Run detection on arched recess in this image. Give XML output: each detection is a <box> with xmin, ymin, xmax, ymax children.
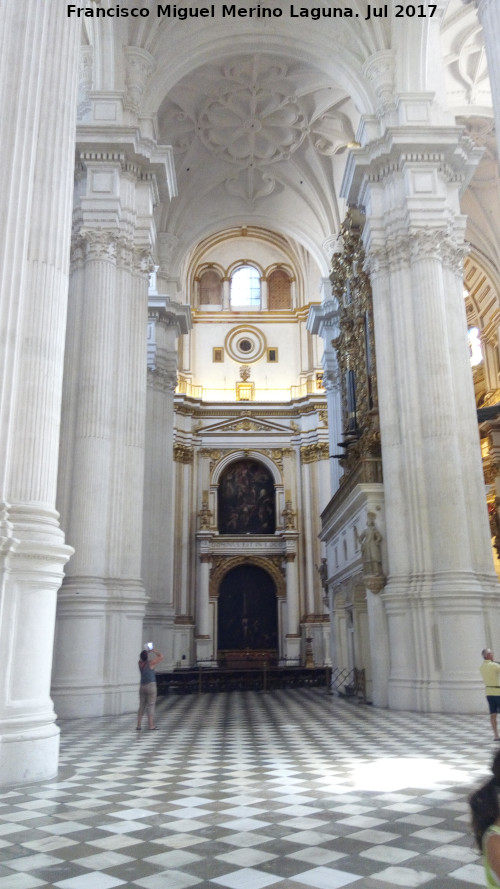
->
<box><xmin>210</xmin><ymin>554</ymin><xmax>286</xmax><ymax>600</ymax></box>
<box><xmin>217</xmin><ymin>563</ymin><xmax>279</xmax><ymax>654</ymax></box>
<box><xmin>218</xmin><ymin>458</ymin><xmax>276</xmax><ymax>534</ymax></box>
<box><xmin>210</xmin><ymin>450</ymin><xmax>285</xmax><ymax>531</ymax></box>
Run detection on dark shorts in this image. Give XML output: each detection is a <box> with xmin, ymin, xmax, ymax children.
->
<box><xmin>486</xmin><ymin>695</ymin><xmax>500</xmax><ymax>714</ymax></box>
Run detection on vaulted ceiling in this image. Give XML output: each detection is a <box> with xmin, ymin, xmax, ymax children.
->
<box><xmin>83</xmin><ymin>0</ymin><xmax>498</xmax><ymax>284</ymax></box>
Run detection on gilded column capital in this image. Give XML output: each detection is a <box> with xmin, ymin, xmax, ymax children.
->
<box><xmin>300</xmin><ymin>442</ymin><xmax>329</xmax><ymax>464</ymax></box>
<box><xmin>174</xmin><ymin>443</ymin><xmax>194</xmax><ymax>464</ymax></box>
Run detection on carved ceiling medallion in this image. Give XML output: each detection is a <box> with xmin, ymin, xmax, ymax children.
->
<box><xmin>161</xmin><ymin>54</ymin><xmax>354</xmax><ymax>204</ymax></box>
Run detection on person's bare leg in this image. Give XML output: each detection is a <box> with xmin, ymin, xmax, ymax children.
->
<box><xmin>490</xmin><ymin>713</ymin><xmax>499</xmax><ymax>740</ymax></box>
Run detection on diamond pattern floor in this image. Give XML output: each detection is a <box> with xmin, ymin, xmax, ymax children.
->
<box><xmin>0</xmin><ymin>689</ymin><xmax>494</xmax><ymax>888</ymax></box>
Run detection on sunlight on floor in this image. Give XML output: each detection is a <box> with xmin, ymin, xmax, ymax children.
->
<box><xmin>349</xmin><ymin>757</ymin><xmax>472</xmax><ymax>792</ymax></box>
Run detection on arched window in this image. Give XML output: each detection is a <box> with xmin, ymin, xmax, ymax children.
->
<box><xmin>268</xmin><ymin>268</ymin><xmax>291</xmax><ymax>310</ymax></box>
<box><xmin>230</xmin><ymin>265</ymin><xmax>261</xmax><ymax>309</ymax></box>
<box><xmin>199</xmin><ymin>269</ymin><xmax>222</xmax><ymax>306</ymax></box>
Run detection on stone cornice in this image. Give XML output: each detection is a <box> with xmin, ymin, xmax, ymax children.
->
<box><xmin>76</xmin><ymin>123</ymin><xmax>177</xmax><ymax>200</ymax></box>
<box><xmin>341</xmin><ymin>125</ymin><xmax>483</xmax><ymax>207</ymax></box>
<box><xmin>148</xmin><ymin>296</ymin><xmax>192</xmax><ymax>336</ymax></box>
<box><xmin>300</xmin><ymin>442</ymin><xmax>330</xmax><ymax>463</ymax></box>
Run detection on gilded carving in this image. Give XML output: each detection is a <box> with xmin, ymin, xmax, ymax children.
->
<box><xmin>198</xmin><ymin>499</ymin><xmax>213</xmax><ymax>531</ymax></box>
<box><xmin>330</xmin><ymin>209</ymin><xmax>381</xmax><ymax>477</ymax></box>
<box><xmin>174</xmin><ymin>443</ymin><xmax>194</xmax><ymax>464</ymax></box>
<box><xmin>281</xmin><ymin>501</ymin><xmax>296</xmax><ymax>530</ymax></box>
<box><xmin>209</xmin><ymin>554</ymin><xmax>285</xmax><ymax>598</ymax></box>
<box><xmin>199</xmin><ymin>448</ymin><xmax>224</xmax><ymax>472</ymax></box>
<box><xmin>300</xmin><ymin>442</ymin><xmax>329</xmax><ymax>463</ymax></box>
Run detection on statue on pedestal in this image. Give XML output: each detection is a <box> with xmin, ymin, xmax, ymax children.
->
<box><xmin>356</xmin><ymin>512</ymin><xmax>385</xmax><ymax>592</ymax></box>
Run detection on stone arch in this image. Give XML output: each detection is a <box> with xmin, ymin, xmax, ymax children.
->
<box><xmin>210</xmin><ymin>554</ymin><xmax>286</xmax><ymax>599</ymax></box>
<box><xmin>212</xmin><ymin>449</ymin><xmax>283</xmax><ymax>487</ymax></box>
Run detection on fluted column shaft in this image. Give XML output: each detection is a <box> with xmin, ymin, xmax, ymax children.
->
<box><xmin>284</xmin><ymin>552</ymin><xmax>299</xmax><ymax>636</ymax></box>
<box><xmin>0</xmin><ymin>3</ymin><xmax>79</xmax><ymax>784</ymax></box>
<box><xmin>197</xmin><ymin>555</ymin><xmax>212</xmax><ymax>638</ymax></box>
<box><xmin>53</xmin><ymin>152</ymin><xmax>157</xmax><ymax>718</ymax></box>
<box><xmin>342</xmin><ymin>120</ymin><xmax>499</xmax><ymax>712</ymax></box>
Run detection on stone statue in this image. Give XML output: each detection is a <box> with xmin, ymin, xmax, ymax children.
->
<box><xmin>356</xmin><ymin>512</ymin><xmax>383</xmax><ymax>577</ymax></box>
<box><xmin>316</xmin><ymin>557</ymin><xmax>328</xmax><ymax>591</ymax></box>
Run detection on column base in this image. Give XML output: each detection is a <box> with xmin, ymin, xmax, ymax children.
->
<box><xmin>195</xmin><ymin>636</ymin><xmax>214</xmax><ymax>663</ymax></box>
<box><xmin>0</xmin><ymin>722</ymin><xmax>60</xmax><ymax>786</ymax></box>
<box><xmin>284</xmin><ymin>635</ymin><xmax>301</xmax><ymax>663</ymax></box>
<box><xmin>52</xmin><ymin>576</ymin><xmax>146</xmax><ymax>718</ymax></box>
<box><xmin>382</xmin><ymin>573</ymin><xmax>500</xmax><ymax>712</ymax></box>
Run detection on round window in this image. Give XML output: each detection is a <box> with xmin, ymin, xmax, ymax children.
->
<box><xmin>225</xmin><ymin>326</ymin><xmax>266</xmax><ymax>363</ymax></box>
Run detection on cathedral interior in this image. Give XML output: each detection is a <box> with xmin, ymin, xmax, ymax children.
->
<box><xmin>2</xmin><ymin>0</ymin><xmax>500</xmax><ymax>850</ymax></box>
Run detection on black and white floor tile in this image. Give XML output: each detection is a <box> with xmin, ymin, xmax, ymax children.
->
<box><xmin>0</xmin><ymin>689</ymin><xmax>495</xmax><ymax>888</ymax></box>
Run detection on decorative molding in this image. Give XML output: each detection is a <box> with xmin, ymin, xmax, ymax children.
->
<box><xmin>124</xmin><ymin>46</ymin><xmax>155</xmax><ymax>114</ymax></box>
<box><xmin>198</xmin><ymin>499</ymin><xmax>213</xmax><ymax>531</ymax></box>
<box><xmin>199</xmin><ymin>449</ymin><xmax>225</xmax><ymax>472</ymax></box>
<box><xmin>77</xmin><ymin>46</ymin><xmax>93</xmax><ymax>120</ymax></box>
<box><xmin>281</xmin><ymin>501</ymin><xmax>296</xmax><ymax>530</ymax></box>
<box><xmin>300</xmin><ymin>442</ymin><xmax>329</xmax><ymax>463</ymax></box>
<box><xmin>209</xmin><ymin>538</ymin><xmax>284</xmax><ymax>554</ymax></box>
<box><xmin>147</xmin><ymin>367</ymin><xmax>177</xmax><ymax>393</ymax></box>
<box><xmin>174</xmin><ymin>443</ymin><xmax>194</xmax><ymax>464</ymax></box>
<box><xmin>209</xmin><ymin>553</ymin><xmax>285</xmax><ymax>598</ymax></box>
<box><xmin>363</xmin><ymin>50</ymin><xmax>396</xmax><ymax>119</ymax></box>
<box><xmin>365</xmin><ymin>229</ymin><xmax>469</xmax><ymax>277</ymax></box>
<box><xmin>162</xmin><ymin>54</ymin><xmax>354</xmax><ymax>204</ymax></box>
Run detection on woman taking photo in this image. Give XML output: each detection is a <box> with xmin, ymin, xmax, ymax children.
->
<box><xmin>470</xmin><ymin>750</ymin><xmax>500</xmax><ymax>886</ymax></box>
<box><xmin>136</xmin><ymin>645</ymin><xmax>163</xmax><ymax>731</ymax></box>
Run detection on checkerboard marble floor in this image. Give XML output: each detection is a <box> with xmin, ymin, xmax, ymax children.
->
<box><xmin>0</xmin><ymin>688</ymin><xmax>496</xmax><ymax>888</ymax></box>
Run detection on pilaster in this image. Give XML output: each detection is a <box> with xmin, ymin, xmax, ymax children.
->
<box><xmin>142</xmin><ymin>298</ymin><xmax>192</xmax><ymax>665</ymax></box>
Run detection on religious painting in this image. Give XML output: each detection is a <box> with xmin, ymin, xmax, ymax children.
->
<box><xmin>218</xmin><ymin>458</ymin><xmax>275</xmax><ymax>534</ymax></box>
<box><xmin>218</xmin><ymin>564</ymin><xmax>278</xmax><ymax>652</ymax></box>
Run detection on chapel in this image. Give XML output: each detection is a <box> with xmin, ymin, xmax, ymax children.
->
<box><xmin>1</xmin><ymin>0</ymin><xmax>500</xmax><ymax>786</ymax></box>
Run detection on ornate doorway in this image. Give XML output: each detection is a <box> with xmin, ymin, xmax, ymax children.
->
<box><xmin>217</xmin><ymin>564</ymin><xmax>278</xmax><ymax>665</ymax></box>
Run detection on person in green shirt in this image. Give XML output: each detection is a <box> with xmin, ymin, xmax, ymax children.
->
<box><xmin>480</xmin><ymin>649</ymin><xmax>500</xmax><ymax>742</ymax></box>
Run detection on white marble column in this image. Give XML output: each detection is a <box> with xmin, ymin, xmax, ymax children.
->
<box><xmin>142</xmin><ymin>299</ymin><xmax>191</xmax><ymax>665</ymax></box>
<box><xmin>54</xmin><ymin>139</ymin><xmax>171</xmax><ymax>717</ymax></box>
<box><xmin>0</xmin><ymin>3</ymin><xmax>79</xmax><ymax>783</ymax></box>
<box><xmin>342</xmin><ymin>116</ymin><xmax>500</xmax><ymax>712</ymax></box>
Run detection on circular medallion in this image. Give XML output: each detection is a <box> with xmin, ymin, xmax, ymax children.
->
<box><xmin>225</xmin><ymin>326</ymin><xmax>266</xmax><ymax>363</ymax></box>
